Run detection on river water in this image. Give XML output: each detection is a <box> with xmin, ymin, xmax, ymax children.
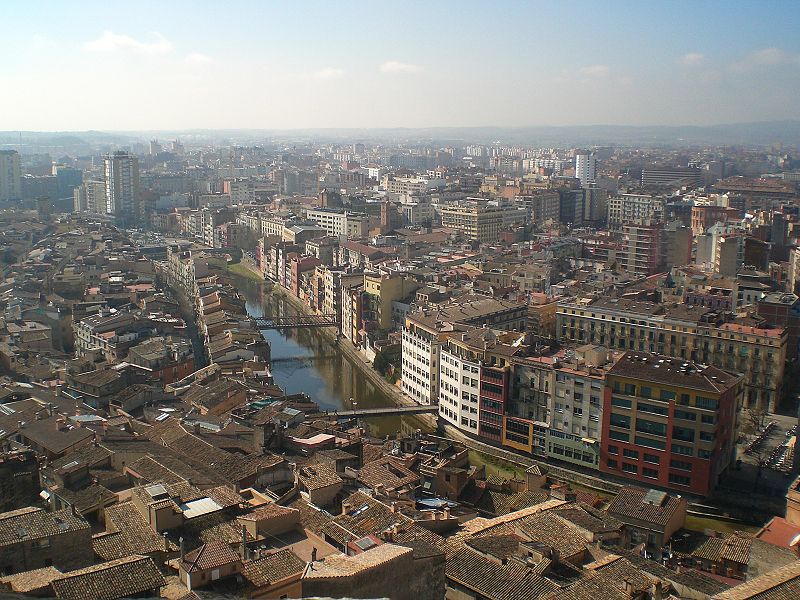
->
<box><xmin>232</xmin><ymin>275</ymin><xmax>430</xmax><ymax>438</ymax></box>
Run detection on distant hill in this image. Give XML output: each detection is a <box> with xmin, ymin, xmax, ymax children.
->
<box><xmin>1</xmin><ymin>120</ymin><xmax>799</xmax><ymax>150</ymax></box>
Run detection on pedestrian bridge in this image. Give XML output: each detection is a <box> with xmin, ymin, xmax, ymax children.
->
<box><xmin>252</xmin><ymin>314</ymin><xmax>339</xmax><ymax>329</ymax></box>
<box><xmin>323</xmin><ymin>405</ymin><xmax>438</xmax><ymax>418</ymax></box>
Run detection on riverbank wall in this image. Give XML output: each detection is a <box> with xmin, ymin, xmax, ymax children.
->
<box><xmin>262</xmin><ymin>284</ymin><xmax>439</xmax><ymax>431</ymax></box>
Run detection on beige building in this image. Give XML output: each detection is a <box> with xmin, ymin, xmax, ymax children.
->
<box><xmin>440</xmin><ymin>203</ymin><xmax>523</xmax><ymax>243</ymax></box>
<box><xmin>556</xmin><ymin>296</ymin><xmax>787</xmax><ymax>411</ymax></box>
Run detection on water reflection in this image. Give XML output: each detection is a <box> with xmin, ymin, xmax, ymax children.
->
<box><xmin>232</xmin><ymin>275</ymin><xmax>428</xmax><ymax>437</ymax></box>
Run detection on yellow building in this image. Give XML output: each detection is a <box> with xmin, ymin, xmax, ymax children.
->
<box><xmin>363</xmin><ymin>272</ymin><xmax>420</xmax><ymax>331</ymax></box>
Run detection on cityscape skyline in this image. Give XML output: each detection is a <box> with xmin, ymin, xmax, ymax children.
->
<box><xmin>3</xmin><ymin>0</ymin><xmax>800</xmax><ymax>131</ymax></box>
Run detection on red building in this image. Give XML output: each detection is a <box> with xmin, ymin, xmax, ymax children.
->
<box><xmin>600</xmin><ymin>351</ymin><xmax>741</xmax><ymax>497</ymax></box>
<box><xmin>478</xmin><ymin>364</ymin><xmax>510</xmax><ymax>443</ymax></box>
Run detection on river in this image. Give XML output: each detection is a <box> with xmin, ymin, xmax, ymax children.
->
<box><xmin>232</xmin><ymin>275</ymin><xmax>431</xmax><ymax>438</ymax></box>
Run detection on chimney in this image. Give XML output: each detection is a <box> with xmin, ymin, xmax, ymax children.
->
<box><xmin>622</xmin><ymin>579</ymin><xmax>633</xmax><ymax>597</ymax></box>
<box><xmin>17</xmin><ymin>420</ymin><xmax>24</xmax><ymax>430</ymax></box>
<box><xmin>341</xmin><ymin>502</ymin><xmax>352</xmax><ymax>515</ymax></box>
<box><xmin>179</xmin><ymin>536</ymin><xmax>185</xmax><ymax>562</ymax></box>
<box><xmin>48</xmin><ymin>403</ymin><xmax>54</xmax><ymax>417</ymax></box>
<box><xmin>651</xmin><ymin>581</ymin><xmax>663</xmax><ymax>600</ymax></box>
<box><xmin>311</xmin><ymin>547</ymin><xmax>318</xmax><ymax>562</ymax></box>
<box><xmin>240</xmin><ymin>525</ymin><xmax>248</xmax><ymax>561</ymax></box>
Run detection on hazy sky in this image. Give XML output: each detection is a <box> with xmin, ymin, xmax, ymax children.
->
<box><xmin>2</xmin><ymin>0</ymin><xmax>799</xmax><ymax>131</ymax></box>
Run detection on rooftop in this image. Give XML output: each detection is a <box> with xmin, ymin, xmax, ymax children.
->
<box><xmin>608</xmin><ymin>351</ymin><xmax>739</xmax><ymax>393</ymax></box>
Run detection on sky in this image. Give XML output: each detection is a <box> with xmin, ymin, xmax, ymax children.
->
<box><xmin>2</xmin><ymin>0</ymin><xmax>800</xmax><ymax>131</ymax></box>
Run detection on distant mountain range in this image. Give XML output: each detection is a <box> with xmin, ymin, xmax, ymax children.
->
<box><xmin>2</xmin><ymin>120</ymin><xmax>799</xmax><ymax>151</ymax></box>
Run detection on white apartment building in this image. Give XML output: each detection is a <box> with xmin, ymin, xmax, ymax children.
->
<box><xmin>381</xmin><ymin>175</ymin><xmax>445</xmax><ymax>195</ymax></box>
<box><xmin>104</xmin><ymin>151</ymin><xmax>140</xmax><ymax>219</ymax></box>
<box><xmin>401</xmin><ymin>326</ymin><xmax>440</xmax><ymax>405</ymax></box>
<box><xmin>306</xmin><ymin>208</ymin><xmax>369</xmax><ymax>238</ymax></box>
<box><xmin>607</xmin><ymin>194</ymin><xmax>665</xmax><ymax>230</ymax></box>
<box><xmin>438</xmin><ymin>346</ymin><xmax>480</xmax><ymax>434</ymax></box>
<box><xmin>575</xmin><ymin>152</ymin><xmax>597</xmax><ymax>186</ymax></box>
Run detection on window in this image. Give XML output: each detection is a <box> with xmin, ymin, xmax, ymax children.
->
<box><xmin>673</xmin><ymin>426</ymin><xmax>695</xmax><ymax>442</ymax></box>
<box><xmin>644</xmin><ymin>453</ymin><xmax>660</xmax><ymax>464</ymax></box>
<box><xmin>612</xmin><ymin>397</ymin><xmax>632</xmax><ymax>409</ymax></box>
<box><xmin>696</xmin><ymin>396</ymin><xmax>719</xmax><ymax>410</ymax></box>
<box><xmin>701</xmin><ymin>414</ymin><xmax>715</xmax><ymax>425</ymax></box>
<box><xmin>700</xmin><ymin>431</ymin><xmax>715</xmax><ymax>442</ymax></box>
<box><xmin>624</xmin><ymin>383</ymin><xmax>636</xmax><ymax>395</ymax></box>
<box><xmin>638</xmin><ymin>402</ymin><xmax>668</xmax><ymax>416</ymax></box>
<box><xmin>609</xmin><ymin>430</ymin><xmax>630</xmax><ymax>442</ymax></box>
<box><xmin>660</xmin><ymin>390</ymin><xmax>676</xmax><ymax>401</ymax></box>
<box><xmin>672</xmin><ymin>444</ymin><xmax>693</xmax><ymax>456</ymax></box>
<box><xmin>623</xmin><ymin>449</ymin><xmax>639</xmax><ymax>460</ymax></box>
<box><xmin>670</xmin><ymin>459</ymin><xmax>693</xmax><ymax>471</ymax></box>
<box><xmin>622</xmin><ymin>463</ymin><xmax>638</xmax><ymax>474</ymax></box>
<box><xmin>608</xmin><ymin>445</ymin><xmax>619</xmax><ymax>455</ymax></box>
<box><xmin>641</xmin><ymin>386</ymin><xmax>652</xmax><ymax>398</ymax></box>
<box><xmin>643</xmin><ymin>467</ymin><xmax>659</xmax><ymax>479</ymax></box>
<box><xmin>679</xmin><ymin>393</ymin><xmax>691</xmax><ymax>406</ymax></box>
<box><xmin>674</xmin><ymin>409</ymin><xmax>696</xmax><ymax>421</ymax></box>
<box><xmin>610</xmin><ymin>413</ymin><xmax>631</xmax><ymax>429</ymax></box>
<box><xmin>668</xmin><ymin>473</ymin><xmax>691</xmax><ymax>486</ymax></box>
<box><xmin>635</xmin><ymin>436</ymin><xmax>666</xmax><ymax>450</ymax></box>
<box><xmin>607</xmin><ymin>459</ymin><xmax>618</xmax><ymax>469</ymax></box>
<box><xmin>698</xmin><ymin>449</ymin><xmax>712</xmax><ymax>459</ymax></box>
<box><xmin>573</xmin><ymin>407</ymin><xmax>583</xmax><ymax>416</ymax></box>
<box><xmin>636</xmin><ymin>419</ymin><xmax>667</xmax><ymax>436</ymax></box>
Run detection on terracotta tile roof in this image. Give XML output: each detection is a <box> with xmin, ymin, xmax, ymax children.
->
<box><xmin>241</xmin><ymin>549</ymin><xmax>306</xmax><ymax>588</ymax></box>
<box><xmin>285</xmin><ymin>497</ymin><xmax>332</xmax><ymax>533</ymax></box>
<box><xmin>239</xmin><ymin>503</ymin><xmax>298</xmax><ymax>522</ymax></box>
<box><xmin>592</xmin><ymin>556</ymin><xmax>661</xmax><ymax>593</ymax></box>
<box><xmin>298</xmin><ymin>462</ymin><xmax>343</xmax><ymax>491</ymax></box>
<box><xmin>50</xmin><ymin>555</ymin><xmax>164</xmax><ymax>600</ymax></box>
<box><xmin>475</xmin><ymin>489</ymin><xmax>548</xmax><ymax>517</ymax></box>
<box><xmin>713</xmin><ymin>560</ymin><xmax>800</xmax><ymax>599</ymax></box>
<box><xmin>513</xmin><ymin>511</ymin><xmax>591</xmax><ymax>560</ymax></box>
<box><xmin>692</xmin><ymin>532</ymin><xmax>753</xmax><ymax>565</ymax></box>
<box><xmin>357</xmin><ymin>457</ymin><xmax>419</xmax><ymax>492</ymax></box>
<box><xmin>446</xmin><ymin>545</ymin><xmax>558</xmax><ymax>600</ymax></box>
<box><xmin>18</xmin><ymin>417</ymin><xmax>95</xmax><ymax>455</ymax></box>
<box><xmin>92</xmin><ymin>501</ymin><xmax>175</xmax><ymax>561</ymax></box>
<box><xmin>553</xmin><ymin>504</ymin><xmax>623</xmax><ymax>535</ymax></box>
<box><xmin>0</xmin><ymin>566</ymin><xmax>62</xmax><ymax>593</ymax></box>
<box><xmin>181</xmin><ymin>540</ymin><xmax>240</xmax><ymax>573</ymax></box>
<box><xmin>543</xmin><ymin>570</ymin><xmax>634</xmax><ymax>600</ymax></box>
<box><xmin>0</xmin><ymin>507</ymin><xmax>89</xmax><ymax>547</ymax></box>
<box><xmin>303</xmin><ymin>543</ymin><xmax>411</xmax><ymax>580</ymax></box>
<box><xmin>465</xmin><ymin>533</ymin><xmax>524</xmax><ymax>561</ymax></box>
<box><xmin>606</xmin><ymin>486</ymin><xmax>684</xmax><ymax>528</ymax></box>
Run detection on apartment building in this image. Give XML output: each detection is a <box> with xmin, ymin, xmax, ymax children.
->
<box><xmin>547</xmin><ymin>346</ymin><xmax>620</xmax><ymax>470</ymax></box>
<box><xmin>513</xmin><ymin>191</ymin><xmax>560</xmax><ymax>225</ymax></box>
<box><xmin>607</xmin><ymin>194</ymin><xmax>665</xmax><ymax>230</ymax></box>
<box><xmin>305</xmin><ymin>207</ymin><xmax>369</xmax><ymax>238</ymax></box>
<box><xmin>363</xmin><ymin>272</ymin><xmax>421</xmax><ymax>331</ymax></box>
<box><xmin>401</xmin><ymin>297</ymin><xmax>527</xmax><ymax>405</ymax></box>
<box><xmin>601</xmin><ymin>352</ymin><xmax>741</xmax><ymax>496</ymax></box>
<box><xmin>556</xmin><ymin>296</ymin><xmax>786</xmax><ymax>411</ymax></box>
<box><xmin>619</xmin><ymin>224</ymin><xmax>662</xmax><ymax>277</ymax></box>
<box><xmin>440</xmin><ymin>203</ymin><xmax>525</xmax><ymax>243</ymax></box>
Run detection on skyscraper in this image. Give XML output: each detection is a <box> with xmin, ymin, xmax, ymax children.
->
<box><xmin>575</xmin><ymin>151</ymin><xmax>596</xmax><ymax>187</ymax></box>
<box><xmin>104</xmin><ymin>151</ymin><xmax>140</xmax><ymax>222</ymax></box>
<box><xmin>0</xmin><ymin>150</ymin><xmax>22</xmax><ymax>202</ymax></box>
